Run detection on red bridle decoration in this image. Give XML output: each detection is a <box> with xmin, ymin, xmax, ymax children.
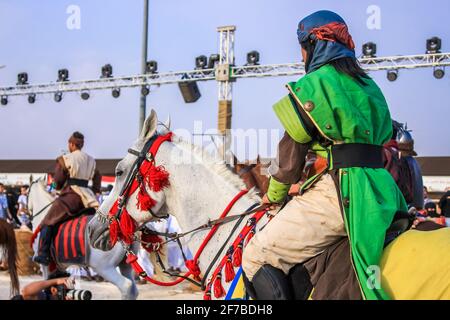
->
<box><xmin>108</xmin><ymin>132</ymin><xmax>173</xmax><ymax>247</ymax></box>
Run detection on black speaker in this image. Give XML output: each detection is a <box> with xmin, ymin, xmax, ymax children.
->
<box><xmin>178</xmin><ymin>81</ymin><xmax>201</xmax><ymax>103</ymax></box>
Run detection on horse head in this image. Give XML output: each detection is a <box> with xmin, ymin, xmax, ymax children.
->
<box><xmin>88</xmin><ymin>110</ymin><xmax>172</xmax><ymax>251</ymax></box>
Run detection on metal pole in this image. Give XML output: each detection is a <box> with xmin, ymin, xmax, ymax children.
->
<box><xmin>139</xmin><ymin>0</ymin><xmax>149</xmax><ymax>133</ymax></box>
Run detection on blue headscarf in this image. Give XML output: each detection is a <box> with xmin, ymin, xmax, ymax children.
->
<box><xmin>297</xmin><ymin>10</ymin><xmax>356</xmax><ymax>73</ymax></box>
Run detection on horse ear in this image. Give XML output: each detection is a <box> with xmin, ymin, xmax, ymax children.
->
<box><xmin>164</xmin><ymin>115</ymin><xmax>171</xmax><ymax>131</ymax></box>
<box><xmin>159</xmin><ymin>114</ymin><xmax>171</xmax><ymax>135</ymax></box>
<box><xmin>140</xmin><ymin>109</ymin><xmax>158</xmax><ymax>141</ymax></box>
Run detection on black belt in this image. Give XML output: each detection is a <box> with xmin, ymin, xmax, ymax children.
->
<box><xmin>331</xmin><ymin>143</ymin><xmax>384</xmax><ymax>169</ymax></box>
<box><xmin>67</xmin><ymin>178</ymin><xmax>89</xmax><ymax>188</ymax></box>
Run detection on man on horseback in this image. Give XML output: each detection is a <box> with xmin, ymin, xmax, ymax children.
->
<box><xmin>242</xmin><ymin>10</ymin><xmax>407</xmax><ymax>300</ymax></box>
<box><xmin>33</xmin><ymin>132</ymin><xmax>101</xmax><ymax>265</ymax></box>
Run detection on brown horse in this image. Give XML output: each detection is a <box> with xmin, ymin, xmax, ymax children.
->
<box><xmin>0</xmin><ymin>219</ymin><xmax>20</xmax><ymax>297</ymax></box>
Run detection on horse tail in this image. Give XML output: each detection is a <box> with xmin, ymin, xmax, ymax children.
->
<box><xmin>0</xmin><ymin>220</ymin><xmax>20</xmax><ymax>297</ymax></box>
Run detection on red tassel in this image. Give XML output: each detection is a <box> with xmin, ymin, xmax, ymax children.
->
<box><xmin>136</xmin><ymin>188</ymin><xmax>156</xmax><ymax>211</ymax></box>
<box><xmin>245</xmin><ymin>228</ymin><xmax>255</xmax><ymax>246</ymax></box>
<box><xmin>109</xmin><ymin>217</ymin><xmax>119</xmax><ymax>246</ymax></box>
<box><xmin>147</xmin><ymin>165</ymin><xmax>170</xmax><ymax>192</ymax></box>
<box><xmin>203</xmin><ymin>287</ymin><xmax>212</xmax><ymax>300</ymax></box>
<box><xmin>233</xmin><ymin>243</ymin><xmax>243</xmax><ymax>267</ymax></box>
<box><xmin>141</xmin><ymin>233</ymin><xmax>163</xmax><ymax>253</ymax></box>
<box><xmin>213</xmin><ymin>273</ymin><xmax>226</xmax><ymax>298</ymax></box>
<box><xmin>119</xmin><ymin>210</ymin><xmax>136</xmax><ymax>244</ymax></box>
<box><xmin>185</xmin><ymin>259</ymin><xmax>201</xmax><ymax>280</ymax></box>
<box><xmin>225</xmin><ymin>256</ymin><xmax>235</xmax><ymax>282</ymax></box>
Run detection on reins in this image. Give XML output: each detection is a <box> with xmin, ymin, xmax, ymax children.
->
<box><xmin>27</xmin><ymin>180</ymin><xmax>57</xmax><ymax>222</ymax></box>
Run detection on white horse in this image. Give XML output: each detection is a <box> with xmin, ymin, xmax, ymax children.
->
<box><xmin>88</xmin><ymin>109</ymin><xmax>450</xmax><ymax>300</ymax></box>
<box><xmin>88</xmin><ymin>109</ymin><xmax>267</xmax><ymax>298</ymax></box>
<box><xmin>27</xmin><ymin>179</ymin><xmax>140</xmax><ymax>299</ymax></box>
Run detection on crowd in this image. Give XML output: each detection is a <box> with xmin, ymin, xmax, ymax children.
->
<box><xmin>0</xmin><ymin>183</ymin><xmax>32</xmax><ymax>230</ymax></box>
<box><xmin>417</xmin><ymin>186</ymin><xmax>450</xmax><ymax>227</ymax></box>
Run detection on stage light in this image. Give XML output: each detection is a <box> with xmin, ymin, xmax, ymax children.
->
<box><xmin>58</xmin><ymin>69</ymin><xmax>69</xmax><ymax>82</ymax></box>
<box><xmin>141</xmin><ymin>86</ymin><xmax>150</xmax><ymax>96</ymax></box>
<box><xmin>81</xmin><ymin>91</ymin><xmax>90</xmax><ymax>100</ymax></box>
<box><xmin>1</xmin><ymin>96</ymin><xmax>8</xmax><ymax>106</ymax></box>
<box><xmin>246</xmin><ymin>51</ymin><xmax>260</xmax><ymax>65</ymax></box>
<box><xmin>146</xmin><ymin>61</ymin><xmax>158</xmax><ymax>74</ymax></box>
<box><xmin>433</xmin><ymin>67</ymin><xmax>445</xmax><ymax>79</ymax></box>
<box><xmin>28</xmin><ymin>94</ymin><xmax>36</xmax><ymax>104</ymax></box>
<box><xmin>101</xmin><ymin>64</ymin><xmax>113</xmax><ymax>78</ymax></box>
<box><xmin>426</xmin><ymin>37</ymin><xmax>442</xmax><ymax>54</ymax></box>
<box><xmin>17</xmin><ymin>72</ymin><xmax>28</xmax><ymax>85</ymax></box>
<box><xmin>208</xmin><ymin>54</ymin><xmax>220</xmax><ymax>69</ymax></box>
<box><xmin>387</xmin><ymin>70</ymin><xmax>398</xmax><ymax>82</ymax></box>
<box><xmin>195</xmin><ymin>55</ymin><xmax>208</xmax><ymax>69</ymax></box>
<box><xmin>54</xmin><ymin>92</ymin><xmax>63</xmax><ymax>102</ymax></box>
<box><xmin>112</xmin><ymin>88</ymin><xmax>120</xmax><ymax>98</ymax></box>
<box><xmin>362</xmin><ymin>42</ymin><xmax>377</xmax><ymax>58</ymax></box>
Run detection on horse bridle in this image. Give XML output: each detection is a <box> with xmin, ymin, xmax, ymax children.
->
<box><xmin>96</xmin><ymin>133</ymin><xmax>170</xmax><ymax>227</ymax></box>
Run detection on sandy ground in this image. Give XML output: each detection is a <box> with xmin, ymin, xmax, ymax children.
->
<box><xmin>0</xmin><ymin>271</ymin><xmax>203</xmax><ymax>300</ymax></box>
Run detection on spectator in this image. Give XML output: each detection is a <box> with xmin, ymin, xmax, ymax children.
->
<box><xmin>423</xmin><ymin>186</ymin><xmax>434</xmax><ymax>207</ymax></box>
<box><xmin>0</xmin><ymin>183</ymin><xmax>13</xmax><ymax>223</ymax></box>
<box><xmin>438</xmin><ymin>187</ymin><xmax>450</xmax><ymax>217</ymax></box>
<box><xmin>438</xmin><ymin>187</ymin><xmax>450</xmax><ymax>226</ymax></box>
<box><xmin>11</xmin><ymin>275</ymin><xmax>75</xmax><ymax>300</ymax></box>
<box><xmin>6</xmin><ymin>186</ymin><xmax>21</xmax><ymax>226</ymax></box>
<box><xmin>424</xmin><ymin>202</ymin><xmax>439</xmax><ymax>218</ymax></box>
<box><xmin>17</xmin><ymin>185</ymin><xmax>32</xmax><ymax>229</ymax></box>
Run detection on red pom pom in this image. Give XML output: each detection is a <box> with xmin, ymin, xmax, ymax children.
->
<box><xmin>147</xmin><ymin>165</ymin><xmax>170</xmax><ymax>192</ymax></box>
<box><xmin>225</xmin><ymin>256</ymin><xmax>235</xmax><ymax>283</ymax></box>
<box><xmin>213</xmin><ymin>273</ymin><xmax>226</xmax><ymax>298</ymax></box>
<box><xmin>141</xmin><ymin>233</ymin><xmax>163</xmax><ymax>253</ymax></box>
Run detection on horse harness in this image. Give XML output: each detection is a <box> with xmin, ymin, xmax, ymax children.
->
<box><xmin>95</xmin><ymin>132</ymin><xmax>271</xmax><ymax>296</ymax></box>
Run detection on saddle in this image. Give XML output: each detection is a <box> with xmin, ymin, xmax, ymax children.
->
<box><xmin>51</xmin><ymin>209</ymin><xmax>96</xmax><ymax>265</ymax></box>
<box><xmin>289</xmin><ymin>212</ymin><xmax>428</xmax><ymax>300</ymax></box>
<box><xmin>246</xmin><ymin>211</ymin><xmax>416</xmax><ymax>300</ymax></box>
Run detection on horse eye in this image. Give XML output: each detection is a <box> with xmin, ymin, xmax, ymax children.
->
<box><xmin>116</xmin><ymin>170</ymin><xmax>124</xmax><ymax>177</ymax></box>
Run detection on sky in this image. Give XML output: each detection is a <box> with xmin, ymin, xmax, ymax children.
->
<box><xmin>0</xmin><ymin>0</ymin><xmax>449</xmax><ymax>161</ymax></box>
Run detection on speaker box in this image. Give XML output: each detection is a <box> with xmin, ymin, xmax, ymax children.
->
<box><xmin>178</xmin><ymin>81</ymin><xmax>201</xmax><ymax>103</ymax></box>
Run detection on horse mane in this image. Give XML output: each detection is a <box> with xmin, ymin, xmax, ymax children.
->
<box><xmin>172</xmin><ymin>135</ymin><xmax>260</xmax><ymax>202</ymax></box>
<box><xmin>0</xmin><ymin>219</ymin><xmax>20</xmax><ymax>297</ymax></box>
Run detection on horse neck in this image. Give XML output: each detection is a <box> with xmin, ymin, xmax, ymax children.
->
<box><xmin>30</xmin><ymin>183</ymin><xmax>54</xmax><ymax>229</ymax></box>
<box><xmin>157</xmin><ymin>141</ymin><xmax>260</xmax><ymax>271</ymax></box>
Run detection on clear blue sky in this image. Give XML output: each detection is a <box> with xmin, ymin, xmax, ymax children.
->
<box><xmin>0</xmin><ymin>0</ymin><xmax>449</xmax><ymax>160</ymax></box>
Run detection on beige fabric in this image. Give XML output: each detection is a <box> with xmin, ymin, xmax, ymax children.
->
<box><xmin>242</xmin><ymin>174</ymin><xmax>347</xmax><ymax>281</ymax></box>
<box><xmin>62</xmin><ymin>150</ymin><xmax>99</xmax><ymax>208</ymax></box>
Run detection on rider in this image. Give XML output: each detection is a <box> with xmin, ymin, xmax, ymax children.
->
<box><xmin>33</xmin><ymin>132</ymin><xmax>101</xmax><ymax>265</ymax></box>
<box><xmin>242</xmin><ymin>10</ymin><xmax>407</xmax><ymax>300</ymax></box>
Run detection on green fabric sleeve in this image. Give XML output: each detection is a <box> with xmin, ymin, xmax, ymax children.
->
<box><xmin>273</xmin><ymin>95</ymin><xmax>313</xmax><ymax>144</ymax></box>
<box><xmin>267</xmin><ymin>177</ymin><xmax>290</xmax><ymax>203</ymax></box>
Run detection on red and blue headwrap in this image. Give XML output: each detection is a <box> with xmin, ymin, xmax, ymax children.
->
<box><xmin>297</xmin><ymin>10</ymin><xmax>356</xmax><ymax>73</ymax></box>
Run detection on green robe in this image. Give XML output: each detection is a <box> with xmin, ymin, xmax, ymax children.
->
<box><xmin>271</xmin><ymin>64</ymin><xmax>408</xmax><ymax>300</ymax></box>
